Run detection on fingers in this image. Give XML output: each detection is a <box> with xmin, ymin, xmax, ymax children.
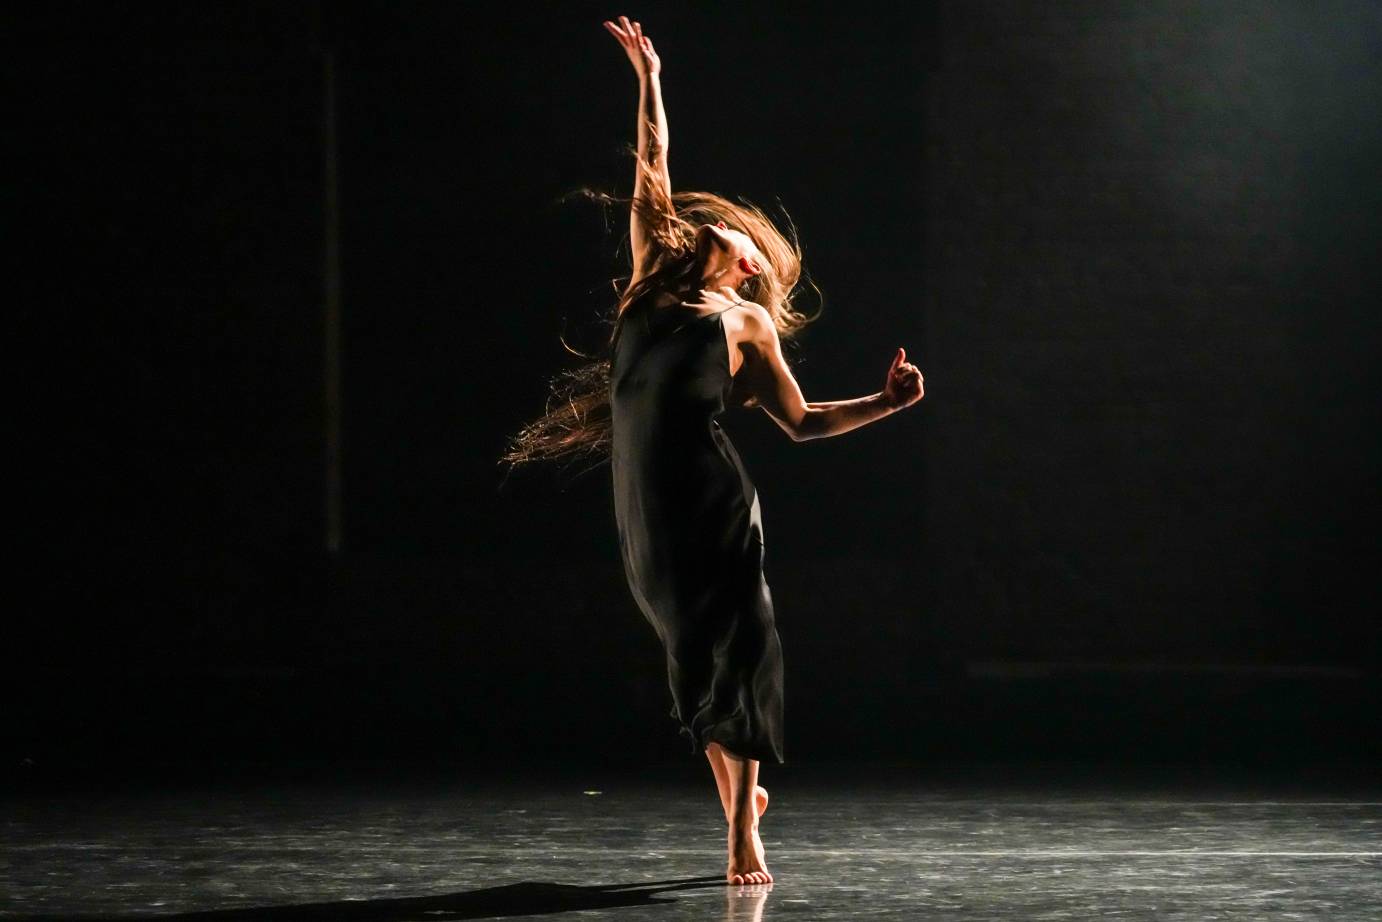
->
<box><xmin>893</xmin><ymin>360</ymin><xmax>922</xmax><ymax>382</ymax></box>
<box><xmin>630</xmin><ymin>18</ymin><xmax>651</xmax><ymax>58</ymax></box>
<box><xmin>604</xmin><ymin>16</ymin><xmax>655</xmax><ymax>61</ymax></box>
<box><xmin>888</xmin><ymin>348</ymin><xmax>921</xmax><ymax>376</ymax></box>
<box><xmin>604</xmin><ymin>15</ymin><xmax>650</xmax><ymax>41</ymax></box>
<box><xmin>603</xmin><ymin>17</ymin><xmax>636</xmax><ymax>42</ymax></box>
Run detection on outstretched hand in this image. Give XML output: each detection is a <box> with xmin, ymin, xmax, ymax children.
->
<box><xmin>603</xmin><ymin>15</ymin><xmax>661</xmax><ymax>79</ymax></box>
<box><xmin>882</xmin><ymin>347</ymin><xmax>925</xmax><ymax>410</ymax></box>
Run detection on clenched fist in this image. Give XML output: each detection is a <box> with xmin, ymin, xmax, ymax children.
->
<box><xmin>882</xmin><ymin>347</ymin><xmax>924</xmax><ymax>410</ymax></box>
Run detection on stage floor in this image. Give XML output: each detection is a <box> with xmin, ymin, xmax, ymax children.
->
<box><xmin>3</xmin><ymin>763</ymin><xmax>1380</xmax><ymax>920</ymax></box>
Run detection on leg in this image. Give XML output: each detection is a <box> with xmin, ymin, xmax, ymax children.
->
<box><xmin>706</xmin><ymin>743</ymin><xmax>770</xmax><ymax>824</ymax></box>
<box><xmin>705</xmin><ymin>743</ymin><xmax>733</xmax><ymax>822</ymax></box>
<box><xmin>708</xmin><ymin>741</ymin><xmax>773</xmax><ymax>884</ymax></box>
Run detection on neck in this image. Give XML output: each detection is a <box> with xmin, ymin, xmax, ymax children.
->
<box><xmin>699</xmin><ymin>261</ymin><xmax>741</xmax><ymax>293</ymax></box>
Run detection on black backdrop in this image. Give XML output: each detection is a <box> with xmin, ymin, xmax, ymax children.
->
<box><xmin>13</xmin><ymin>1</ymin><xmax>1380</xmax><ymax>776</ymax></box>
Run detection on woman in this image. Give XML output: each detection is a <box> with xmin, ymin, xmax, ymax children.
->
<box><xmin>503</xmin><ymin>16</ymin><xmax>924</xmax><ymax>885</ymax></box>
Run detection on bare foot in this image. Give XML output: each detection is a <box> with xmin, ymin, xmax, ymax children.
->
<box><xmin>726</xmin><ymin>815</ymin><xmax>773</xmax><ymax>884</ymax></box>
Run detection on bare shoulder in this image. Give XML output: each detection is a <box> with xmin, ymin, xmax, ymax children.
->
<box><xmin>733</xmin><ymin>301</ymin><xmax>777</xmax><ymax>341</ymax></box>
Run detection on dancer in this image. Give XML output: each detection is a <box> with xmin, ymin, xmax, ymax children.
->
<box><xmin>503</xmin><ymin>15</ymin><xmax>924</xmax><ymax>886</ymax></box>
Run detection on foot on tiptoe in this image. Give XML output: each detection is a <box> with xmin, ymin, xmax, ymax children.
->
<box><xmin>726</xmin><ymin>817</ymin><xmax>773</xmax><ymax>885</ymax></box>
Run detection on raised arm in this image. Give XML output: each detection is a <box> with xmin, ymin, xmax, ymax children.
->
<box><xmin>603</xmin><ymin>16</ymin><xmax>671</xmax><ymax>284</ymax></box>
<box><xmin>739</xmin><ymin>304</ymin><xmax>925</xmax><ymax>441</ymax></box>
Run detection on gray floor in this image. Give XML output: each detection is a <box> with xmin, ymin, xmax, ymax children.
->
<box><xmin>3</xmin><ymin>767</ymin><xmax>1380</xmax><ymax>920</ymax></box>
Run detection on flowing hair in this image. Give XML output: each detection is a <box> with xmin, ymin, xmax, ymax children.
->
<box><xmin>499</xmin><ymin>140</ymin><xmax>821</xmax><ymax>479</ymax></box>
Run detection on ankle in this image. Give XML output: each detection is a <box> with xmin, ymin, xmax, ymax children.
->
<box><xmin>728</xmin><ymin>807</ymin><xmax>759</xmax><ymax>833</ymax></box>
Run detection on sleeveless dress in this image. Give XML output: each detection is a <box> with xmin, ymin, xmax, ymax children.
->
<box><xmin>610</xmin><ymin>286</ymin><xmax>786</xmax><ymax>764</ymax></box>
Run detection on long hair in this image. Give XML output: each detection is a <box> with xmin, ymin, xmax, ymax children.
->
<box><xmin>500</xmin><ymin>141</ymin><xmax>820</xmax><ymax>478</ymax></box>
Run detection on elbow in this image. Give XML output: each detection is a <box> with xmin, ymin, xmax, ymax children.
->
<box><xmin>766</xmin><ymin>406</ymin><xmax>816</xmax><ymax>442</ymax></box>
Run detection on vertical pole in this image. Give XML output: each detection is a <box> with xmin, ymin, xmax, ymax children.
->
<box><xmin>323</xmin><ymin>49</ymin><xmax>343</xmax><ymax>555</ymax></box>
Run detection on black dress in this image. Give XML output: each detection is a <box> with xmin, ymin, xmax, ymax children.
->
<box><xmin>610</xmin><ymin>285</ymin><xmax>786</xmax><ymax>764</ymax></box>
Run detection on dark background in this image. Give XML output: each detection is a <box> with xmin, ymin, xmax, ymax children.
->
<box><xmin>12</xmin><ymin>0</ymin><xmax>1380</xmax><ymax>782</ymax></box>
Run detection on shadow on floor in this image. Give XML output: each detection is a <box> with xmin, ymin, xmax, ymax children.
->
<box><xmin>4</xmin><ymin>875</ymin><xmax>735</xmax><ymax>921</ymax></box>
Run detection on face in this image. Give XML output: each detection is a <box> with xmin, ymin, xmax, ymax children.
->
<box><xmin>698</xmin><ymin>221</ymin><xmax>764</xmax><ymax>276</ymax></box>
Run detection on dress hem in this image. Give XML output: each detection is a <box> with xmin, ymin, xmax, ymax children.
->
<box><xmin>672</xmin><ymin>704</ymin><xmax>785</xmax><ymax>765</ymax></box>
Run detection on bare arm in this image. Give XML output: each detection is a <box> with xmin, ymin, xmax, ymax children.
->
<box><xmin>799</xmin><ymin>394</ymin><xmax>899</xmax><ymax>439</ymax></box>
<box><xmin>604</xmin><ymin>16</ymin><xmax>671</xmax><ymax>283</ymax></box>
<box><xmin>739</xmin><ymin>305</ymin><xmax>925</xmax><ymax>441</ymax></box>
<box><xmin>630</xmin><ymin>74</ymin><xmax>672</xmax><ymax>275</ymax></box>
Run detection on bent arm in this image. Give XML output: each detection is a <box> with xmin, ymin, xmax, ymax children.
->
<box><xmin>741</xmin><ymin>305</ymin><xmax>900</xmax><ymax>442</ymax></box>
<box><xmin>630</xmin><ymin>74</ymin><xmax>672</xmax><ymax>278</ymax></box>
